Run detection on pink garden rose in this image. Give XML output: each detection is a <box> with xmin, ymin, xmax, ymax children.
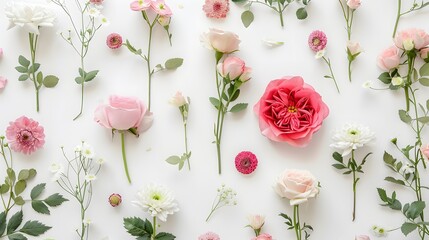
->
<box><xmin>254</xmin><ymin>76</ymin><xmax>329</xmax><ymax>147</ymax></box>
<box><xmin>377</xmin><ymin>46</ymin><xmax>400</xmax><ymax>71</ymax></box>
<box><xmin>274</xmin><ymin>169</ymin><xmax>319</xmax><ymax>205</ymax></box>
<box><xmin>394</xmin><ymin>28</ymin><xmax>429</xmax><ymax>51</ymax></box>
<box><xmin>252</xmin><ymin>233</ymin><xmax>272</xmax><ymax>240</ymax></box>
<box><xmin>130</xmin><ymin>0</ymin><xmax>151</xmax><ymax>11</ymax></box>
<box><xmin>6</xmin><ymin>116</ymin><xmax>45</xmax><ymax>154</ymax></box>
<box><xmin>151</xmin><ymin>0</ymin><xmax>172</xmax><ymax>16</ymax></box>
<box><xmin>94</xmin><ymin>95</ymin><xmax>152</xmax><ymax>131</ymax></box>
<box><xmin>347</xmin><ymin>0</ymin><xmax>361</xmax><ymax>9</ymax></box>
<box><xmin>421</xmin><ymin>144</ymin><xmax>429</xmax><ymax>161</ymax></box>
<box><xmin>0</xmin><ymin>77</ymin><xmax>7</xmax><ymax>90</ymax></box>
<box><xmin>201</xmin><ymin>28</ymin><xmax>240</xmax><ymax>54</ymax></box>
<box><xmin>217</xmin><ymin>56</ymin><xmax>251</xmax><ymax>81</ymax></box>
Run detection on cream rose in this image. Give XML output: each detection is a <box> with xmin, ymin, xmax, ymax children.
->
<box><xmin>201</xmin><ymin>28</ymin><xmax>240</xmax><ymax>54</ymax></box>
<box><xmin>274</xmin><ymin>169</ymin><xmax>319</xmax><ymax>205</ymax></box>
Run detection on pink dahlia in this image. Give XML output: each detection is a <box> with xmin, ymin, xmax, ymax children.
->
<box><xmin>203</xmin><ymin>0</ymin><xmax>229</xmax><ymax>19</ymax></box>
<box><xmin>106</xmin><ymin>33</ymin><xmax>123</xmax><ymax>49</ymax></box>
<box><xmin>198</xmin><ymin>232</ymin><xmax>220</xmax><ymax>240</ymax></box>
<box><xmin>6</xmin><ymin>116</ymin><xmax>45</xmax><ymax>154</ymax></box>
<box><xmin>235</xmin><ymin>151</ymin><xmax>258</xmax><ymax>174</ymax></box>
<box><xmin>308</xmin><ymin>30</ymin><xmax>328</xmax><ymax>52</ymax></box>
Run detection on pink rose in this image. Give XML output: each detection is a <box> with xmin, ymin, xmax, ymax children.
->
<box><xmin>347</xmin><ymin>40</ymin><xmax>363</xmax><ymax>55</ymax></box>
<box><xmin>420</xmin><ymin>48</ymin><xmax>429</xmax><ymax>61</ymax></box>
<box><xmin>217</xmin><ymin>56</ymin><xmax>251</xmax><ymax>81</ymax></box>
<box><xmin>254</xmin><ymin>76</ymin><xmax>329</xmax><ymax>147</ymax></box>
<box><xmin>94</xmin><ymin>95</ymin><xmax>153</xmax><ymax>131</ymax></box>
<box><xmin>252</xmin><ymin>233</ymin><xmax>272</xmax><ymax>240</ymax></box>
<box><xmin>151</xmin><ymin>0</ymin><xmax>172</xmax><ymax>16</ymax></box>
<box><xmin>377</xmin><ymin>46</ymin><xmax>400</xmax><ymax>71</ymax></box>
<box><xmin>421</xmin><ymin>144</ymin><xmax>429</xmax><ymax>161</ymax></box>
<box><xmin>355</xmin><ymin>235</ymin><xmax>370</xmax><ymax>240</ymax></box>
<box><xmin>130</xmin><ymin>0</ymin><xmax>151</xmax><ymax>11</ymax></box>
<box><xmin>0</xmin><ymin>77</ymin><xmax>7</xmax><ymax>90</ymax></box>
<box><xmin>274</xmin><ymin>169</ymin><xmax>319</xmax><ymax>205</ymax></box>
<box><xmin>347</xmin><ymin>0</ymin><xmax>361</xmax><ymax>9</ymax></box>
<box><xmin>394</xmin><ymin>28</ymin><xmax>429</xmax><ymax>50</ymax></box>
<box><xmin>201</xmin><ymin>28</ymin><xmax>240</xmax><ymax>54</ymax></box>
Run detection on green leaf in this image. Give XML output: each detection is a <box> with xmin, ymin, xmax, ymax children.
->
<box><xmin>383</xmin><ymin>151</ymin><xmax>396</xmax><ymax>165</ymax></box>
<box><xmin>241</xmin><ymin>11</ymin><xmax>254</xmax><ymax>28</ymax></box>
<box><xmin>28</xmin><ymin>64</ymin><xmax>40</xmax><ymax>74</ymax></box>
<box><xmin>19</xmin><ymin>220</ymin><xmax>51</xmax><ymax>236</ymax></box>
<box><xmin>84</xmin><ymin>70</ymin><xmax>99</xmax><ymax>82</ymax></box>
<box><xmin>209</xmin><ymin>97</ymin><xmax>221</xmax><ymax>109</ymax></box>
<box><xmin>419</xmin><ymin>78</ymin><xmax>429</xmax><ymax>86</ymax></box>
<box><xmin>36</xmin><ymin>72</ymin><xmax>43</xmax><ymax>84</ymax></box>
<box><xmin>0</xmin><ymin>212</ymin><xmax>6</xmax><ymax>236</ymax></box>
<box><xmin>229</xmin><ymin>103</ymin><xmax>248</xmax><ymax>112</ymax></box>
<box><xmin>155</xmin><ymin>232</ymin><xmax>176</xmax><ymax>240</ymax></box>
<box><xmin>28</xmin><ymin>169</ymin><xmax>36</xmax><ymax>179</ymax></box>
<box><xmin>7</xmin><ymin>168</ymin><xmax>16</xmax><ymax>184</ymax></box>
<box><xmin>427</xmin><ymin>99</ymin><xmax>429</xmax><ymax>112</ymax></box>
<box><xmin>75</xmin><ymin>77</ymin><xmax>84</xmax><ymax>84</ymax></box>
<box><xmin>31</xmin><ymin>200</ymin><xmax>50</xmax><ymax>215</ymax></box>
<box><xmin>15</xmin><ymin>66</ymin><xmax>28</xmax><ymax>74</ymax></box>
<box><xmin>178</xmin><ymin>160</ymin><xmax>185</xmax><ymax>171</ymax></box>
<box><xmin>18</xmin><ymin>56</ymin><xmax>30</xmax><ymax>68</ymax></box>
<box><xmin>332</xmin><ymin>152</ymin><xmax>343</xmax><ymax>163</ymax></box>
<box><xmin>165</xmin><ymin>58</ymin><xmax>183</xmax><ymax>70</ymax></box>
<box><xmin>232</xmin><ymin>0</ymin><xmax>247</xmax><ymax>2</ymax></box>
<box><xmin>419</xmin><ymin>63</ymin><xmax>429</xmax><ymax>76</ymax></box>
<box><xmin>78</xmin><ymin>68</ymin><xmax>85</xmax><ymax>77</ymax></box>
<box><xmin>332</xmin><ymin>163</ymin><xmax>346</xmax><ymax>170</ymax></box>
<box><xmin>30</xmin><ymin>183</ymin><xmax>45</xmax><ymax>200</ymax></box>
<box><xmin>401</xmin><ymin>222</ymin><xmax>418</xmax><ymax>236</ymax></box>
<box><xmin>14</xmin><ymin>180</ymin><xmax>26</xmax><ymax>196</ymax></box>
<box><xmin>8</xmin><ymin>233</ymin><xmax>27</xmax><ymax>240</ymax></box>
<box><xmin>406</xmin><ymin>201</ymin><xmax>425</xmax><ymax>220</ymax></box>
<box><xmin>43</xmin><ymin>75</ymin><xmax>59</xmax><ymax>88</ymax></box>
<box><xmin>230</xmin><ymin>89</ymin><xmax>240</xmax><ymax>102</ymax></box>
<box><xmin>7</xmin><ymin>211</ymin><xmax>23</xmax><ymax>234</ymax></box>
<box><xmin>296</xmin><ymin>7</ymin><xmax>308</xmax><ymax>20</ymax></box>
<box><xmin>384</xmin><ymin>176</ymin><xmax>405</xmax><ymax>186</ymax></box>
<box><xmin>44</xmin><ymin>193</ymin><xmax>68</xmax><ymax>207</ymax></box>
<box><xmin>13</xmin><ymin>197</ymin><xmax>25</xmax><ymax>206</ymax></box>
<box><xmin>377</xmin><ymin>188</ymin><xmax>388</xmax><ymax>202</ymax></box>
<box><xmin>418</xmin><ymin>116</ymin><xmax>429</xmax><ymax>124</ymax></box>
<box><xmin>165</xmin><ymin>156</ymin><xmax>180</xmax><ymax>165</ymax></box>
<box><xmin>18</xmin><ymin>75</ymin><xmax>28</xmax><ymax>81</ymax></box>
<box><xmin>399</xmin><ymin>110</ymin><xmax>412</xmax><ymax>124</ymax></box>
<box><xmin>18</xmin><ymin>170</ymin><xmax>29</xmax><ymax>181</ymax></box>
<box><xmin>378</xmin><ymin>72</ymin><xmax>391</xmax><ymax>84</ymax></box>
<box><xmin>123</xmin><ymin>217</ymin><xmax>153</xmax><ymax>237</ymax></box>
<box><xmin>0</xmin><ymin>184</ymin><xmax>10</xmax><ymax>194</ymax></box>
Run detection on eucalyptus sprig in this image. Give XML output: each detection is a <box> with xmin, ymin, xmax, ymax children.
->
<box><xmin>233</xmin><ymin>0</ymin><xmax>311</xmax><ymax>28</ymax></box>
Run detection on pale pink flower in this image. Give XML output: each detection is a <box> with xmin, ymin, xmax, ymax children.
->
<box><xmin>274</xmin><ymin>169</ymin><xmax>319</xmax><ymax>205</ymax></box>
<box><xmin>421</xmin><ymin>144</ymin><xmax>429</xmax><ymax>161</ymax></box>
<box><xmin>247</xmin><ymin>215</ymin><xmax>265</xmax><ymax>230</ymax></box>
<box><xmin>0</xmin><ymin>77</ymin><xmax>7</xmax><ymax>90</ymax></box>
<box><xmin>394</xmin><ymin>28</ymin><xmax>429</xmax><ymax>51</ymax></box>
<box><xmin>151</xmin><ymin>0</ymin><xmax>172</xmax><ymax>16</ymax></box>
<box><xmin>252</xmin><ymin>233</ymin><xmax>272</xmax><ymax>240</ymax></box>
<box><xmin>130</xmin><ymin>0</ymin><xmax>151</xmax><ymax>11</ymax></box>
<box><xmin>6</xmin><ymin>116</ymin><xmax>45</xmax><ymax>154</ymax></box>
<box><xmin>420</xmin><ymin>48</ymin><xmax>429</xmax><ymax>60</ymax></box>
<box><xmin>169</xmin><ymin>91</ymin><xmax>187</xmax><ymax>107</ymax></box>
<box><xmin>217</xmin><ymin>56</ymin><xmax>247</xmax><ymax>80</ymax></box>
<box><xmin>377</xmin><ymin>46</ymin><xmax>400</xmax><ymax>71</ymax></box>
<box><xmin>157</xmin><ymin>16</ymin><xmax>171</xmax><ymax>27</ymax></box>
<box><xmin>198</xmin><ymin>232</ymin><xmax>220</xmax><ymax>240</ymax></box>
<box><xmin>203</xmin><ymin>0</ymin><xmax>229</xmax><ymax>19</ymax></box>
<box><xmin>308</xmin><ymin>30</ymin><xmax>328</xmax><ymax>52</ymax></box>
<box><xmin>355</xmin><ymin>235</ymin><xmax>370</xmax><ymax>240</ymax></box>
<box><xmin>347</xmin><ymin>0</ymin><xmax>361</xmax><ymax>9</ymax></box>
<box><xmin>347</xmin><ymin>40</ymin><xmax>363</xmax><ymax>55</ymax></box>
<box><xmin>201</xmin><ymin>28</ymin><xmax>240</xmax><ymax>54</ymax></box>
<box><xmin>90</xmin><ymin>0</ymin><xmax>104</xmax><ymax>5</ymax></box>
<box><xmin>106</xmin><ymin>33</ymin><xmax>123</xmax><ymax>49</ymax></box>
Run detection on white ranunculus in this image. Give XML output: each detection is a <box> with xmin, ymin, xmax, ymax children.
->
<box><xmin>330</xmin><ymin>123</ymin><xmax>375</xmax><ymax>157</ymax></box>
<box><xmin>5</xmin><ymin>2</ymin><xmax>56</xmax><ymax>34</ymax></box>
<box><xmin>132</xmin><ymin>183</ymin><xmax>179</xmax><ymax>222</ymax></box>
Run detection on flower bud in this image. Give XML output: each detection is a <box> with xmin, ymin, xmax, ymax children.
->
<box><xmin>108</xmin><ymin>193</ymin><xmax>122</xmax><ymax>207</ymax></box>
<box><xmin>247</xmin><ymin>214</ymin><xmax>265</xmax><ymax>230</ymax></box>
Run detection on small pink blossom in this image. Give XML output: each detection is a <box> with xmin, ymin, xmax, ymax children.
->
<box><xmin>106</xmin><ymin>33</ymin><xmax>123</xmax><ymax>49</ymax></box>
<box><xmin>252</xmin><ymin>233</ymin><xmax>272</xmax><ymax>240</ymax></box>
<box><xmin>203</xmin><ymin>0</ymin><xmax>229</xmax><ymax>19</ymax></box>
<box><xmin>130</xmin><ymin>0</ymin><xmax>151</xmax><ymax>11</ymax></box>
<box><xmin>0</xmin><ymin>77</ymin><xmax>7</xmax><ymax>90</ymax></box>
<box><xmin>151</xmin><ymin>0</ymin><xmax>172</xmax><ymax>16</ymax></box>
<box><xmin>347</xmin><ymin>0</ymin><xmax>361</xmax><ymax>9</ymax></box>
<box><xmin>198</xmin><ymin>232</ymin><xmax>220</xmax><ymax>240</ymax></box>
<box><xmin>308</xmin><ymin>30</ymin><xmax>328</xmax><ymax>52</ymax></box>
<box><xmin>377</xmin><ymin>46</ymin><xmax>400</xmax><ymax>71</ymax></box>
<box><xmin>90</xmin><ymin>0</ymin><xmax>104</xmax><ymax>5</ymax></box>
<box><xmin>6</xmin><ymin>116</ymin><xmax>45</xmax><ymax>154</ymax></box>
<box><xmin>420</xmin><ymin>48</ymin><xmax>429</xmax><ymax>61</ymax></box>
<box><xmin>421</xmin><ymin>144</ymin><xmax>429</xmax><ymax>161</ymax></box>
<box><xmin>235</xmin><ymin>151</ymin><xmax>258</xmax><ymax>174</ymax></box>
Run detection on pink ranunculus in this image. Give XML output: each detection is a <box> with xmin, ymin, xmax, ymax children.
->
<box><xmin>198</xmin><ymin>232</ymin><xmax>220</xmax><ymax>240</ymax></box>
<box><xmin>394</xmin><ymin>28</ymin><xmax>429</xmax><ymax>51</ymax></box>
<box><xmin>254</xmin><ymin>76</ymin><xmax>329</xmax><ymax>147</ymax></box>
<box><xmin>421</xmin><ymin>144</ymin><xmax>429</xmax><ymax>161</ymax></box>
<box><xmin>274</xmin><ymin>169</ymin><xmax>319</xmax><ymax>205</ymax></box>
<box><xmin>377</xmin><ymin>46</ymin><xmax>400</xmax><ymax>71</ymax></box>
<box><xmin>106</xmin><ymin>33</ymin><xmax>123</xmax><ymax>49</ymax></box>
<box><xmin>420</xmin><ymin>47</ymin><xmax>429</xmax><ymax>61</ymax></box>
<box><xmin>6</xmin><ymin>116</ymin><xmax>45</xmax><ymax>154</ymax></box>
<box><xmin>217</xmin><ymin>56</ymin><xmax>246</xmax><ymax>80</ymax></box>
<box><xmin>347</xmin><ymin>0</ymin><xmax>361</xmax><ymax>9</ymax></box>
<box><xmin>355</xmin><ymin>235</ymin><xmax>370</xmax><ymax>240</ymax></box>
<box><xmin>308</xmin><ymin>30</ymin><xmax>327</xmax><ymax>52</ymax></box>
<box><xmin>201</xmin><ymin>28</ymin><xmax>240</xmax><ymax>54</ymax></box>
<box><xmin>94</xmin><ymin>95</ymin><xmax>153</xmax><ymax>132</ymax></box>
<box><xmin>151</xmin><ymin>0</ymin><xmax>172</xmax><ymax>16</ymax></box>
<box><xmin>130</xmin><ymin>0</ymin><xmax>151</xmax><ymax>11</ymax></box>
<box><xmin>0</xmin><ymin>77</ymin><xmax>7</xmax><ymax>89</ymax></box>
<box><xmin>252</xmin><ymin>233</ymin><xmax>272</xmax><ymax>240</ymax></box>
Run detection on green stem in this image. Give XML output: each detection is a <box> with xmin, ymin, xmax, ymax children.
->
<box><xmin>352</xmin><ymin>150</ymin><xmax>357</xmax><ymax>221</ymax></box>
<box><xmin>277</xmin><ymin>1</ymin><xmax>284</xmax><ymax>27</ymax></box>
<box><xmin>183</xmin><ymin>122</ymin><xmax>190</xmax><ymax>170</ymax></box>
<box><xmin>73</xmin><ymin>7</ymin><xmax>87</xmax><ymax>121</ymax></box>
<box><xmin>348</xmin><ymin>59</ymin><xmax>353</xmax><ymax>82</ymax></box>
<box><xmin>293</xmin><ymin>205</ymin><xmax>301</xmax><ymax>240</ymax></box>
<box><xmin>152</xmin><ymin>217</ymin><xmax>157</xmax><ymax>240</ymax></box>
<box><xmin>120</xmin><ymin>132</ymin><xmax>132</xmax><ymax>184</ymax></box>
<box><xmin>393</xmin><ymin>0</ymin><xmax>402</xmax><ymax>38</ymax></box>
<box><xmin>143</xmin><ymin>11</ymin><xmax>155</xmax><ymax>112</ymax></box>
<box><xmin>214</xmin><ymin>55</ymin><xmax>223</xmax><ymax>175</ymax></box>
<box><xmin>322</xmin><ymin>57</ymin><xmax>340</xmax><ymax>93</ymax></box>
<box><xmin>80</xmin><ymin>201</ymin><xmax>86</xmax><ymax>240</ymax></box>
<box><xmin>29</xmin><ymin>33</ymin><xmax>40</xmax><ymax>112</ymax></box>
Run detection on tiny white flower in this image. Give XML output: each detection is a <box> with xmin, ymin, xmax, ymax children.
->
<box><xmin>49</xmin><ymin>162</ymin><xmax>63</xmax><ymax>173</ymax></box>
<box><xmin>391</xmin><ymin>76</ymin><xmax>404</xmax><ymax>86</ymax></box>
<box><xmin>83</xmin><ymin>218</ymin><xmax>91</xmax><ymax>225</ymax></box>
<box><xmin>97</xmin><ymin>158</ymin><xmax>105</xmax><ymax>165</ymax></box>
<box><xmin>403</xmin><ymin>39</ymin><xmax>414</xmax><ymax>51</ymax></box>
<box><xmin>330</xmin><ymin>123</ymin><xmax>376</xmax><ymax>157</ymax></box>
<box><xmin>400</xmin><ymin>163</ymin><xmax>414</xmax><ymax>174</ymax></box>
<box><xmin>262</xmin><ymin>38</ymin><xmax>284</xmax><ymax>47</ymax></box>
<box><xmin>81</xmin><ymin>143</ymin><xmax>95</xmax><ymax>158</ymax></box>
<box><xmin>362</xmin><ymin>81</ymin><xmax>372</xmax><ymax>89</ymax></box>
<box><xmin>371</xmin><ymin>225</ymin><xmax>387</xmax><ymax>237</ymax></box>
<box><xmin>100</xmin><ymin>15</ymin><xmax>110</xmax><ymax>26</ymax></box>
<box><xmin>85</xmin><ymin>174</ymin><xmax>97</xmax><ymax>182</ymax></box>
<box><xmin>315</xmin><ymin>50</ymin><xmax>325</xmax><ymax>59</ymax></box>
<box><xmin>87</xmin><ymin>7</ymin><xmax>100</xmax><ymax>18</ymax></box>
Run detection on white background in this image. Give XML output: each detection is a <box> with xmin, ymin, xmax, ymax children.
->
<box><xmin>0</xmin><ymin>0</ymin><xmax>429</xmax><ymax>239</ymax></box>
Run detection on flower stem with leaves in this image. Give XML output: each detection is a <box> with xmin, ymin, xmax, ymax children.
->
<box><xmin>124</xmin><ymin>216</ymin><xmax>176</xmax><ymax>240</ymax></box>
<box><xmin>392</xmin><ymin>0</ymin><xmax>429</xmax><ymax>38</ymax></box>
<box><xmin>280</xmin><ymin>206</ymin><xmax>313</xmax><ymax>240</ymax></box>
<box><xmin>321</xmin><ymin>56</ymin><xmax>340</xmax><ymax>93</ymax></box>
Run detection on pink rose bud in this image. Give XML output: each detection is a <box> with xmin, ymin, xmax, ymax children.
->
<box><xmin>108</xmin><ymin>193</ymin><xmax>122</xmax><ymax>207</ymax></box>
<box><xmin>169</xmin><ymin>91</ymin><xmax>187</xmax><ymax>107</ymax></box>
<box><xmin>217</xmin><ymin>56</ymin><xmax>247</xmax><ymax>80</ymax></box>
<box><xmin>377</xmin><ymin>46</ymin><xmax>400</xmax><ymax>71</ymax></box>
<box><xmin>347</xmin><ymin>40</ymin><xmax>363</xmax><ymax>55</ymax></box>
<box><xmin>0</xmin><ymin>77</ymin><xmax>7</xmax><ymax>90</ymax></box>
<box><xmin>106</xmin><ymin>33</ymin><xmax>123</xmax><ymax>49</ymax></box>
<box><xmin>347</xmin><ymin>0</ymin><xmax>361</xmax><ymax>9</ymax></box>
<box><xmin>420</xmin><ymin>48</ymin><xmax>429</xmax><ymax>61</ymax></box>
<box><xmin>421</xmin><ymin>144</ymin><xmax>429</xmax><ymax>161</ymax></box>
<box><xmin>251</xmin><ymin>233</ymin><xmax>272</xmax><ymax>240</ymax></box>
<box><xmin>355</xmin><ymin>235</ymin><xmax>370</xmax><ymax>240</ymax></box>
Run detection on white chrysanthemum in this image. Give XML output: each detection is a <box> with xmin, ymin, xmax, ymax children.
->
<box><xmin>5</xmin><ymin>2</ymin><xmax>56</xmax><ymax>35</ymax></box>
<box><xmin>330</xmin><ymin>123</ymin><xmax>375</xmax><ymax>157</ymax></box>
<box><xmin>81</xmin><ymin>143</ymin><xmax>95</xmax><ymax>158</ymax></box>
<box><xmin>132</xmin><ymin>184</ymin><xmax>179</xmax><ymax>222</ymax></box>
<box><xmin>85</xmin><ymin>174</ymin><xmax>97</xmax><ymax>182</ymax></box>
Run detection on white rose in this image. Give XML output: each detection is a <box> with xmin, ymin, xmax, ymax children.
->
<box><xmin>201</xmin><ymin>28</ymin><xmax>240</xmax><ymax>54</ymax></box>
<box><xmin>5</xmin><ymin>2</ymin><xmax>56</xmax><ymax>35</ymax></box>
<box><xmin>169</xmin><ymin>91</ymin><xmax>187</xmax><ymax>107</ymax></box>
<box><xmin>247</xmin><ymin>215</ymin><xmax>265</xmax><ymax>230</ymax></box>
<box><xmin>391</xmin><ymin>76</ymin><xmax>404</xmax><ymax>86</ymax></box>
<box><xmin>274</xmin><ymin>169</ymin><xmax>319</xmax><ymax>205</ymax></box>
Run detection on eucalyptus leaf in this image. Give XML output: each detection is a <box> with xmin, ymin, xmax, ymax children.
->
<box><xmin>0</xmin><ymin>184</ymin><xmax>10</xmax><ymax>194</ymax></box>
<box><xmin>401</xmin><ymin>222</ymin><xmax>418</xmax><ymax>236</ymax></box>
<box><xmin>75</xmin><ymin>77</ymin><xmax>84</xmax><ymax>84</ymax></box>
<box><xmin>296</xmin><ymin>8</ymin><xmax>308</xmax><ymax>20</ymax></box>
<box><xmin>229</xmin><ymin>103</ymin><xmax>248</xmax><ymax>112</ymax></box>
<box><xmin>419</xmin><ymin>78</ymin><xmax>429</xmax><ymax>86</ymax></box>
<box><xmin>241</xmin><ymin>11</ymin><xmax>254</xmax><ymax>28</ymax></box>
<box><xmin>165</xmin><ymin>156</ymin><xmax>181</xmax><ymax>165</ymax></box>
<box><xmin>18</xmin><ymin>56</ymin><xmax>30</xmax><ymax>68</ymax></box>
<box><xmin>419</xmin><ymin>62</ymin><xmax>429</xmax><ymax>76</ymax></box>
<box><xmin>14</xmin><ymin>181</ymin><xmax>26</xmax><ymax>196</ymax></box>
<box><xmin>15</xmin><ymin>66</ymin><xmax>28</xmax><ymax>74</ymax></box>
<box><xmin>165</xmin><ymin>58</ymin><xmax>183</xmax><ymax>70</ymax></box>
<box><xmin>43</xmin><ymin>75</ymin><xmax>59</xmax><ymax>88</ymax></box>
<box><xmin>28</xmin><ymin>169</ymin><xmax>37</xmax><ymax>179</ymax></box>
<box><xmin>398</xmin><ymin>110</ymin><xmax>412</xmax><ymax>124</ymax></box>
<box><xmin>18</xmin><ymin>75</ymin><xmax>28</xmax><ymax>81</ymax></box>
<box><xmin>417</xmin><ymin>116</ymin><xmax>429</xmax><ymax>124</ymax></box>
<box><xmin>7</xmin><ymin>168</ymin><xmax>16</xmax><ymax>184</ymax></box>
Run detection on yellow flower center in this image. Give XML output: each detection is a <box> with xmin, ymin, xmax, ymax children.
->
<box><xmin>313</xmin><ymin>38</ymin><xmax>320</xmax><ymax>46</ymax></box>
<box><xmin>288</xmin><ymin>106</ymin><xmax>297</xmax><ymax>113</ymax></box>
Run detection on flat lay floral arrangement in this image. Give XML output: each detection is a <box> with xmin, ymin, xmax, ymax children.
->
<box><xmin>0</xmin><ymin>0</ymin><xmax>429</xmax><ymax>239</ymax></box>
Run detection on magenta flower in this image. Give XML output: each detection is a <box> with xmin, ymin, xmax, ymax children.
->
<box><xmin>203</xmin><ymin>0</ymin><xmax>230</xmax><ymax>19</ymax></box>
<box><xmin>235</xmin><ymin>151</ymin><xmax>258</xmax><ymax>174</ymax></box>
<box><xmin>198</xmin><ymin>232</ymin><xmax>220</xmax><ymax>240</ymax></box>
<box><xmin>106</xmin><ymin>33</ymin><xmax>123</xmax><ymax>49</ymax></box>
<box><xmin>6</xmin><ymin>116</ymin><xmax>45</xmax><ymax>154</ymax></box>
<box><xmin>308</xmin><ymin>30</ymin><xmax>328</xmax><ymax>52</ymax></box>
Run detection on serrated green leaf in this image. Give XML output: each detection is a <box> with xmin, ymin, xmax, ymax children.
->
<box><xmin>19</xmin><ymin>220</ymin><xmax>51</xmax><ymax>236</ymax></box>
<box><xmin>296</xmin><ymin>7</ymin><xmax>308</xmax><ymax>19</ymax></box>
<box><xmin>419</xmin><ymin>63</ymin><xmax>429</xmax><ymax>76</ymax></box>
<box><xmin>385</xmin><ymin>176</ymin><xmax>405</xmax><ymax>186</ymax></box>
<box><xmin>383</xmin><ymin>151</ymin><xmax>396</xmax><ymax>165</ymax></box>
<box><xmin>123</xmin><ymin>217</ymin><xmax>152</xmax><ymax>237</ymax></box>
<box><xmin>401</xmin><ymin>222</ymin><xmax>418</xmax><ymax>236</ymax></box>
<box><xmin>31</xmin><ymin>200</ymin><xmax>50</xmax><ymax>215</ymax></box>
<box><xmin>8</xmin><ymin>233</ymin><xmax>27</xmax><ymax>240</ymax></box>
<box><xmin>43</xmin><ymin>75</ymin><xmax>59</xmax><ymax>88</ymax></box>
<box><xmin>419</xmin><ymin>78</ymin><xmax>429</xmax><ymax>86</ymax></box>
<box><xmin>18</xmin><ymin>56</ymin><xmax>30</xmax><ymax>68</ymax></box>
<box><xmin>155</xmin><ymin>232</ymin><xmax>176</xmax><ymax>240</ymax></box>
<box><xmin>13</xmin><ymin>196</ymin><xmax>25</xmax><ymax>206</ymax></box>
<box><xmin>18</xmin><ymin>74</ymin><xmax>28</xmax><ymax>81</ymax></box>
<box><xmin>30</xmin><ymin>183</ymin><xmax>45</xmax><ymax>200</ymax></box>
<box><xmin>14</xmin><ymin>180</ymin><xmax>26</xmax><ymax>196</ymax></box>
<box><xmin>165</xmin><ymin>156</ymin><xmax>180</xmax><ymax>165</ymax></box>
<box><xmin>378</xmin><ymin>72</ymin><xmax>391</xmax><ymax>84</ymax></box>
<box><xmin>18</xmin><ymin>170</ymin><xmax>29</xmax><ymax>181</ymax></box>
<box><xmin>15</xmin><ymin>66</ymin><xmax>28</xmax><ymax>74</ymax></box>
<box><xmin>165</xmin><ymin>58</ymin><xmax>183</xmax><ymax>70</ymax></box>
<box><xmin>44</xmin><ymin>193</ymin><xmax>68</xmax><ymax>207</ymax></box>
<box><xmin>84</xmin><ymin>70</ymin><xmax>99</xmax><ymax>82</ymax></box>
<box><xmin>377</xmin><ymin>188</ymin><xmax>388</xmax><ymax>202</ymax></box>
<box><xmin>7</xmin><ymin>211</ymin><xmax>23</xmax><ymax>234</ymax></box>
<box><xmin>229</xmin><ymin>103</ymin><xmax>248</xmax><ymax>112</ymax></box>
<box><xmin>399</xmin><ymin>110</ymin><xmax>412</xmax><ymax>123</ymax></box>
<box><xmin>241</xmin><ymin>11</ymin><xmax>254</xmax><ymax>28</ymax></box>
<box><xmin>0</xmin><ymin>212</ymin><xmax>6</xmax><ymax>236</ymax></box>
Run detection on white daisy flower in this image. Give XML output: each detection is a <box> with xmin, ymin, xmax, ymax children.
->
<box><xmin>87</xmin><ymin>7</ymin><xmax>100</xmax><ymax>18</ymax></box>
<box><xmin>330</xmin><ymin>123</ymin><xmax>375</xmax><ymax>157</ymax></box>
<box><xmin>85</xmin><ymin>174</ymin><xmax>97</xmax><ymax>182</ymax></box>
<box><xmin>81</xmin><ymin>143</ymin><xmax>95</xmax><ymax>158</ymax></box>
